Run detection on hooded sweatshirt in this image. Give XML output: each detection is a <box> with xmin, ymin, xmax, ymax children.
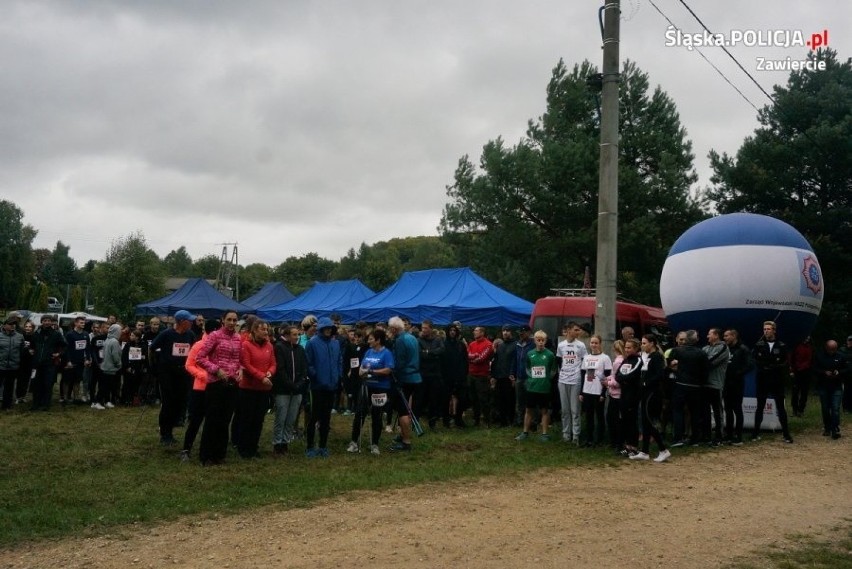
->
<box><xmin>305</xmin><ymin>316</ymin><xmax>342</xmax><ymax>391</ymax></box>
<box><xmin>102</xmin><ymin>324</ymin><xmax>123</xmax><ymax>375</ymax></box>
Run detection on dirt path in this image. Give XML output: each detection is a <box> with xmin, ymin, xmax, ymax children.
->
<box><xmin>2</xmin><ymin>431</ymin><xmax>850</xmax><ymax>569</ymax></box>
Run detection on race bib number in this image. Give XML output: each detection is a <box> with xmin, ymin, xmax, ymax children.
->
<box><xmin>75</xmin><ymin>340</ymin><xmax>87</xmax><ymax>351</ymax></box>
<box><xmin>371</xmin><ymin>393</ymin><xmax>388</xmax><ymax>407</ymax></box>
<box><xmin>620</xmin><ymin>364</ymin><xmax>633</xmax><ymax>375</ymax></box>
<box><xmin>350</xmin><ymin>357</ymin><xmax>360</xmax><ymax>369</ymax></box>
<box><xmin>128</xmin><ymin>347</ymin><xmax>142</xmax><ymax>361</ymax></box>
<box><xmin>531</xmin><ymin>365</ymin><xmax>546</xmax><ymax>378</ymax></box>
<box><xmin>563</xmin><ymin>357</ymin><xmax>576</xmax><ymax>366</ymax></box>
<box><xmin>172</xmin><ymin>343</ymin><xmax>190</xmax><ymax>357</ymax></box>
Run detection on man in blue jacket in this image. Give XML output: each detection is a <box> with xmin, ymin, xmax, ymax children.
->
<box><xmin>388</xmin><ymin>316</ymin><xmax>421</xmax><ymax>451</ymax></box>
<box><xmin>304</xmin><ymin>316</ymin><xmax>342</xmax><ymax>458</ymax></box>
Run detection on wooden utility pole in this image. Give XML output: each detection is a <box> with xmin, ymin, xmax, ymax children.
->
<box><xmin>594</xmin><ymin>0</ymin><xmax>620</xmax><ymax>352</ymax></box>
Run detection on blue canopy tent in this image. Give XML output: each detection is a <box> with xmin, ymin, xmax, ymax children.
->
<box><xmin>241</xmin><ymin>282</ymin><xmax>296</xmax><ymax>310</ymax></box>
<box><xmin>335</xmin><ymin>267</ymin><xmax>533</xmax><ymax>325</ymax></box>
<box><xmin>136</xmin><ymin>278</ymin><xmax>253</xmax><ymax>319</ymax></box>
<box><xmin>257</xmin><ymin>279</ymin><xmax>375</xmax><ymax>322</ymax></box>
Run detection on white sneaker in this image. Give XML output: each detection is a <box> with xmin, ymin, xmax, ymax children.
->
<box><xmin>91</xmin><ymin>403</ymin><xmax>105</xmax><ymax>410</ymax></box>
<box><xmin>370</xmin><ymin>444</ymin><xmax>380</xmax><ymax>455</ymax></box>
<box><xmin>346</xmin><ymin>441</ymin><xmax>359</xmax><ymax>453</ymax></box>
<box><xmin>654</xmin><ymin>449</ymin><xmax>672</xmax><ymax>463</ymax></box>
<box><xmin>629</xmin><ymin>451</ymin><xmax>650</xmax><ymax>461</ymax></box>
<box><xmin>384</xmin><ymin>425</ymin><xmax>393</xmax><ymax>433</ymax></box>
<box><xmin>105</xmin><ymin>402</ymin><xmax>115</xmax><ymax>409</ymax></box>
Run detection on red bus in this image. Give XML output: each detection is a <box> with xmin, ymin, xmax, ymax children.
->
<box><xmin>530</xmin><ymin>295</ymin><xmax>670</xmax><ymax>345</ymax></box>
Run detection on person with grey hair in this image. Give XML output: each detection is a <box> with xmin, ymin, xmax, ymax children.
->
<box><xmin>387</xmin><ymin>316</ymin><xmax>421</xmax><ymax>451</ymax></box>
<box><xmin>667</xmin><ymin>329</ymin><xmax>709</xmax><ymax>447</ymax></box>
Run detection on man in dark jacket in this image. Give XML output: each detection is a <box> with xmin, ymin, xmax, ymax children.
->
<box><xmin>813</xmin><ymin>339</ymin><xmax>848</xmax><ymax>439</ymax></box>
<box><xmin>31</xmin><ymin>315</ymin><xmax>66</xmax><ymax>411</ymax></box>
<box><xmin>63</xmin><ymin>316</ymin><xmax>90</xmax><ymax>405</ymax></box>
<box><xmin>418</xmin><ymin>319</ymin><xmax>446</xmax><ymax>429</ymax></box>
<box><xmin>667</xmin><ymin>329</ymin><xmax>709</xmax><ymax>446</ymax></box>
<box><xmin>722</xmin><ymin>329</ymin><xmax>753</xmax><ymax>445</ymax></box>
<box><xmin>751</xmin><ymin>321</ymin><xmax>793</xmax><ymax>443</ymax></box>
<box><xmin>492</xmin><ymin>325</ymin><xmax>517</xmax><ymax>427</ymax></box>
<box><xmin>1</xmin><ymin>317</ymin><xmax>25</xmax><ymax>410</ymax></box>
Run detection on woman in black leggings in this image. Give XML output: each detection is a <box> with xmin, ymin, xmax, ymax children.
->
<box><xmin>630</xmin><ymin>334</ymin><xmax>671</xmax><ymax>463</ymax></box>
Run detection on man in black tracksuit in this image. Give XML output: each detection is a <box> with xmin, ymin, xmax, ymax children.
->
<box><xmin>722</xmin><ymin>329</ymin><xmax>753</xmax><ymax>445</ymax></box>
<box><xmin>418</xmin><ymin>320</ymin><xmax>446</xmax><ymax>429</ymax></box>
<box><xmin>751</xmin><ymin>321</ymin><xmax>793</xmax><ymax>443</ymax></box>
<box><xmin>667</xmin><ymin>329</ymin><xmax>709</xmax><ymax>445</ymax></box>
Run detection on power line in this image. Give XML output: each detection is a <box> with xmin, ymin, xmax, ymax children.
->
<box><xmin>647</xmin><ymin>0</ymin><xmax>760</xmax><ymax>112</ymax></box>
<box><xmin>675</xmin><ymin>0</ymin><xmax>775</xmax><ymax>105</ymax></box>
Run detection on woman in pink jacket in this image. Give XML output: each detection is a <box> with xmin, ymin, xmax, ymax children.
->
<box><xmin>238</xmin><ymin>319</ymin><xmax>276</xmax><ymax>458</ymax></box>
<box><xmin>196</xmin><ymin>311</ymin><xmax>242</xmax><ymax>466</ymax></box>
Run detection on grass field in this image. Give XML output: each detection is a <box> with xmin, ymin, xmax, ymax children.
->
<box><xmin>0</xmin><ymin>400</ymin><xmax>618</xmax><ymax>548</ymax></box>
<box><xmin>0</xmin><ymin>395</ymin><xmax>820</xmax><ymax>552</ymax></box>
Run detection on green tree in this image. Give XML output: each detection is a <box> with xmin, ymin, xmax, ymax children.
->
<box><xmin>91</xmin><ymin>232</ymin><xmax>166</xmax><ymax>322</ymax></box>
<box><xmin>708</xmin><ymin>49</ymin><xmax>851</xmax><ymax>340</ymax></box>
<box><xmin>331</xmin><ymin>236</ymin><xmax>458</xmax><ymax>290</ymax></box>
<box><xmin>163</xmin><ymin>246</ymin><xmax>194</xmax><ymax>277</ymax></box>
<box><xmin>34</xmin><ymin>282</ymin><xmax>49</xmax><ymax>312</ymax></box>
<box><xmin>69</xmin><ymin>284</ymin><xmax>84</xmax><ymax>312</ymax></box>
<box><xmin>0</xmin><ymin>200</ymin><xmax>36</xmax><ymax>308</ymax></box>
<box><xmin>192</xmin><ymin>255</ymin><xmax>221</xmax><ymax>280</ymax></box>
<box><xmin>41</xmin><ymin>241</ymin><xmax>79</xmax><ymax>288</ymax></box>
<box><xmin>272</xmin><ymin>253</ymin><xmax>336</xmax><ymax>294</ymax></box>
<box><xmin>440</xmin><ymin>59</ymin><xmax>705</xmax><ymax>303</ymax></box>
<box><xmin>239</xmin><ymin>263</ymin><xmax>273</xmax><ymax>300</ymax></box>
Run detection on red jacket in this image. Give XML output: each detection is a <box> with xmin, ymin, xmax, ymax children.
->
<box><xmin>240</xmin><ymin>338</ymin><xmax>276</xmax><ymax>391</ymax></box>
<box><xmin>791</xmin><ymin>342</ymin><xmax>813</xmax><ymax>372</ymax></box>
<box><xmin>467</xmin><ymin>337</ymin><xmax>494</xmax><ymax>377</ymax></box>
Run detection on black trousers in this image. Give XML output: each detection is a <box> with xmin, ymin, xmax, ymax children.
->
<box><xmin>183</xmin><ymin>389</ymin><xmax>206</xmax><ymax>453</ymax></box>
<box><xmin>350</xmin><ymin>385</ymin><xmax>388</xmax><ymax>445</ymax></box>
<box><xmin>1</xmin><ymin>369</ymin><xmax>18</xmax><ymax>410</ymax></box>
<box><xmin>723</xmin><ymin>376</ymin><xmax>745</xmax><ymax>441</ymax></box>
<box><xmin>703</xmin><ymin>386</ymin><xmax>723</xmax><ymax>442</ymax></box>
<box><xmin>753</xmin><ymin>375</ymin><xmax>790</xmax><ymax>437</ymax></box>
<box><xmin>640</xmin><ymin>391</ymin><xmax>667</xmax><ymax>453</ymax></box>
<box><xmin>791</xmin><ymin>370</ymin><xmax>811</xmax><ymax>415</ymax></box>
<box><xmin>158</xmin><ymin>366</ymin><xmax>191</xmax><ymax>441</ymax></box>
<box><xmin>237</xmin><ymin>389</ymin><xmax>269</xmax><ymax>458</ymax></box>
<box><xmin>306</xmin><ymin>389</ymin><xmax>335</xmax><ymax>449</ymax></box>
<box><xmin>493</xmin><ymin>376</ymin><xmax>515</xmax><ymax>427</ymax></box>
<box><xmin>199</xmin><ymin>381</ymin><xmax>238</xmax><ymax>463</ymax></box>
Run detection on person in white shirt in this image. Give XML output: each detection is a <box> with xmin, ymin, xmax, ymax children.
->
<box><xmin>579</xmin><ymin>334</ymin><xmax>612</xmax><ymax>446</ymax></box>
<box><xmin>556</xmin><ymin>322</ymin><xmax>588</xmax><ymax>444</ymax></box>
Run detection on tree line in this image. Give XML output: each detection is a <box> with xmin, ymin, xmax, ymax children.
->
<box><xmin>1</xmin><ymin>50</ymin><xmax>848</xmax><ymax>339</ymax></box>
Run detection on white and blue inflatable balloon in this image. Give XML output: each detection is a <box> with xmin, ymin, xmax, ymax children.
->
<box><xmin>660</xmin><ymin>213</ymin><xmax>823</xmax><ymax>345</ymax></box>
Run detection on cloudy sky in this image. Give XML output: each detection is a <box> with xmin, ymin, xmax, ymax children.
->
<box><xmin>3</xmin><ymin>0</ymin><xmax>848</xmax><ymax>268</ymax></box>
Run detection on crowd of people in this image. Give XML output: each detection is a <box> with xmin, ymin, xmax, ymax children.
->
<box><xmin>0</xmin><ymin>310</ymin><xmax>849</xmax><ymax>466</ymax></box>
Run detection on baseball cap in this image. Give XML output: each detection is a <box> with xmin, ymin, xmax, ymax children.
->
<box><xmin>174</xmin><ymin>310</ymin><xmax>195</xmax><ymax>322</ymax></box>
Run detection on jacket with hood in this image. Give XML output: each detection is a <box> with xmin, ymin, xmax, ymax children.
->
<box><xmin>33</xmin><ymin>323</ymin><xmax>66</xmax><ymax>367</ymax></box>
<box><xmin>0</xmin><ymin>328</ymin><xmax>24</xmax><ymax>371</ymax></box>
<box><xmin>305</xmin><ymin>317</ymin><xmax>342</xmax><ymax>391</ymax></box>
<box><xmin>102</xmin><ymin>324</ymin><xmax>123</xmax><ymax>375</ymax></box>
<box><xmin>273</xmin><ymin>339</ymin><xmax>308</xmax><ymax>395</ymax></box>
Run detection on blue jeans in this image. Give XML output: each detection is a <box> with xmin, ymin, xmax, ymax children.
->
<box><xmin>819</xmin><ymin>385</ymin><xmax>842</xmax><ymax>434</ymax></box>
